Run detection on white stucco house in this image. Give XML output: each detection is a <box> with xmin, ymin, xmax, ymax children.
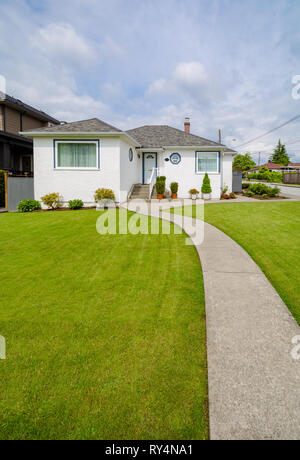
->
<box><xmin>22</xmin><ymin>117</ymin><xmax>236</xmax><ymax>205</ymax></box>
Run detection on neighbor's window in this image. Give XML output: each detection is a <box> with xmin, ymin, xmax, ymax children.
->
<box><xmin>56</xmin><ymin>141</ymin><xmax>98</xmax><ymax>169</ymax></box>
<box><xmin>196</xmin><ymin>152</ymin><xmax>219</xmax><ymax>173</ymax></box>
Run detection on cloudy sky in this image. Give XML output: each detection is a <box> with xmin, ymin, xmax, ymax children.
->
<box><xmin>1</xmin><ymin>0</ymin><xmax>300</xmax><ymax>162</ymax></box>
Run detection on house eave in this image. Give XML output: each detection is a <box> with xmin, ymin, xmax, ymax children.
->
<box><xmin>162</xmin><ymin>145</ymin><xmax>227</xmax><ymax>150</ymax></box>
<box><xmin>20</xmin><ymin>131</ymin><xmax>141</xmax><ymax>147</ymax></box>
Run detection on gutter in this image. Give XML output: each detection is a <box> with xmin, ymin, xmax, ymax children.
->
<box><xmin>20</xmin><ymin>131</ymin><xmax>141</xmax><ymax>148</ymax></box>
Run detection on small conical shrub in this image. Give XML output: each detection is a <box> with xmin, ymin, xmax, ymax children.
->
<box><xmin>201</xmin><ymin>173</ymin><xmax>212</xmax><ymax>194</ymax></box>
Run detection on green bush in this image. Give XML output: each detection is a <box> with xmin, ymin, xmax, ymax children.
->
<box><xmin>242</xmin><ymin>183</ymin><xmax>250</xmax><ymax>189</ymax></box>
<box><xmin>68</xmin><ymin>199</ymin><xmax>83</xmax><ymax>210</ymax></box>
<box><xmin>18</xmin><ymin>199</ymin><xmax>41</xmax><ymax>213</ymax></box>
<box><xmin>268</xmin><ymin>186</ymin><xmax>280</xmax><ymax>197</ymax></box>
<box><xmin>248</xmin><ymin>182</ymin><xmax>269</xmax><ymax>195</ymax></box>
<box><xmin>269</xmin><ymin>172</ymin><xmax>283</xmax><ymax>183</ymax></box>
<box><xmin>201</xmin><ymin>173</ymin><xmax>212</xmax><ymax>194</ymax></box>
<box><xmin>170</xmin><ymin>182</ymin><xmax>178</xmax><ymax>194</ymax></box>
<box><xmin>247</xmin><ymin>182</ymin><xmax>280</xmax><ymax>197</ymax></box>
<box><xmin>0</xmin><ymin>170</ymin><xmax>5</xmax><ymax>208</ymax></box>
<box><xmin>189</xmin><ymin>189</ymin><xmax>199</xmax><ymax>196</ymax></box>
<box><xmin>247</xmin><ymin>171</ymin><xmax>283</xmax><ymax>183</ymax></box>
<box><xmin>41</xmin><ymin>193</ymin><xmax>62</xmax><ymax>209</ymax></box>
<box><xmin>156</xmin><ymin>176</ymin><xmax>166</xmax><ymax>183</ymax></box>
<box><xmin>156</xmin><ymin>180</ymin><xmax>165</xmax><ymax>195</ymax></box>
<box><xmin>94</xmin><ymin>188</ymin><xmax>115</xmax><ymax>202</ymax></box>
<box><xmin>247</xmin><ymin>191</ymin><xmax>255</xmax><ymax>197</ymax></box>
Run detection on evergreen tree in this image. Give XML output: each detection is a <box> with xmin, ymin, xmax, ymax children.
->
<box><xmin>270</xmin><ymin>140</ymin><xmax>290</xmax><ymax>166</ymax></box>
<box><xmin>233</xmin><ymin>153</ymin><xmax>256</xmax><ymax>171</ymax></box>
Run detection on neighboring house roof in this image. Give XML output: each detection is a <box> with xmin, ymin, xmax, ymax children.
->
<box><xmin>0</xmin><ymin>91</ymin><xmax>59</xmax><ymax>124</ymax></box>
<box><xmin>22</xmin><ymin>117</ymin><xmax>122</xmax><ymax>133</ymax></box>
<box><xmin>248</xmin><ymin>161</ymin><xmax>282</xmax><ymax>172</ymax></box>
<box><xmin>290</xmin><ymin>163</ymin><xmax>300</xmax><ymax>168</ymax></box>
<box><xmin>126</xmin><ymin>125</ymin><xmax>226</xmax><ymax>149</ymax></box>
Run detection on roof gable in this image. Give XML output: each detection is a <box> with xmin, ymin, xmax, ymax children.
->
<box><xmin>126</xmin><ymin>125</ymin><xmax>225</xmax><ymax>148</ymax></box>
<box><xmin>22</xmin><ymin>118</ymin><xmax>122</xmax><ymax>134</ymax></box>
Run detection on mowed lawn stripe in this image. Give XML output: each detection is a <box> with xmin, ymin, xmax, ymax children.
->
<box><xmin>0</xmin><ymin>210</ymin><xmax>208</xmax><ymax>440</ymax></box>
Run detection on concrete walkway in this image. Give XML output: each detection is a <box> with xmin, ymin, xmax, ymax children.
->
<box><xmin>124</xmin><ymin>200</ymin><xmax>300</xmax><ymax>440</ymax></box>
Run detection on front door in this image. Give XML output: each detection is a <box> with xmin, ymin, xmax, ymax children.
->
<box><xmin>143</xmin><ymin>153</ymin><xmax>157</xmax><ymax>184</ymax></box>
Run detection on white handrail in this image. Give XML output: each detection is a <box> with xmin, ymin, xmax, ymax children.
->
<box><xmin>149</xmin><ymin>167</ymin><xmax>158</xmax><ymax>199</ymax></box>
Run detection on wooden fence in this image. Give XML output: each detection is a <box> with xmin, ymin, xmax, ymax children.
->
<box><xmin>283</xmin><ymin>173</ymin><xmax>300</xmax><ymax>184</ymax></box>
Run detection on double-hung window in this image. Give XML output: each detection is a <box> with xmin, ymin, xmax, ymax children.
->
<box><xmin>196</xmin><ymin>151</ymin><xmax>219</xmax><ymax>173</ymax></box>
<box><xmin>54</xmin><ymin>140</ymin><xmax>99</xmax><ymax>169</ymax></box>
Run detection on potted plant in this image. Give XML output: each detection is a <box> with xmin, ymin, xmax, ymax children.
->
<box><xmin>170</xmin><ymin>182</ymin><xmax>178</xmax><ymax>199</ymax></box>
<box><xmin>201</xmin><ymin>173</ymin><xmax>212</xmax><ymax>200</ymax></box>
<box><xmin>156</xmin><ymin>179</ymin><xmax>165</xmax><ymax>200</ymax></box>
<box><xmin>94</xmin><ymin>188</ymin><xmax>115</xmax><ymax>208</ymax></box>
<box><xmin>189</xmin><ymin>188</ymin><xmax>199</xmax><ymax>200</ymax></box>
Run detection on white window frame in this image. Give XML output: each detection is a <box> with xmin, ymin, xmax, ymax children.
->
<box><xmin>54</xmin><ymin>139</ymin><xmax>100</xmax><ymax>170</ymax></box>
<box><xmin>195</xmin><ymin>151</ymin><xmax>220</xmax><ymax>174</ymax></box>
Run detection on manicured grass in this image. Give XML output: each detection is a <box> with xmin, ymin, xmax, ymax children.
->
<box><xmin>0</xmin><ymin>210</ymin><xmax>208</xmax><ymax>440</ymax></box>
<box><xmin>173</xmin><ymin>202</ymin><xmax>300</xmax><ymax>325</ymax></box>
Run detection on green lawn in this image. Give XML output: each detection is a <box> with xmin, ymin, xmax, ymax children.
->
<box><xmin>0</xmin><ymin>210</ymin><xmax>208</xmax><ymax>440</ymax></box>
<box><xmin>173</xmin><ymin>202</ymin><xmax>300</xmax><ymax>325</ymax></box>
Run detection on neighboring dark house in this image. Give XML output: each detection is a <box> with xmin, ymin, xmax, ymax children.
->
<box><xmin>0</xmin><ymin>92</ymin><xmax>59</xmax><ymax>176</ymax></box>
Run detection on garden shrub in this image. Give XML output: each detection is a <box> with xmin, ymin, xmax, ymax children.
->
<box><xmin>94</xmin><ymin>188</ymin><xmax>115</xmax><ymax>202</ymax></box>
<box><xmin>268</xmin><ymin>186</ymin><xmax>280</xmax><ymax>197</ymax></box>
<box><xmin>0</xmin><ymin>170</ymin><xmax>5</xmax><ymax>208</ymax></box>
<box><xmin>156</xmin><ymin>176</ymin><xmax>166</xmax><ymax>183</ymax></box>
<box><xmin>41</xmin><ymin>193</ymin><xmax>62</xmax><ymax>209</ymax></box>
<box><xmin>229</xmin><ymin>192</ymin><xmax>236</xmax><ymax>199</ymax></box>
<box><xmin>247</xmin><ymin>182</ymin><xmax>280</xmax><ymax>197</ymax></box>
<box><xmin>18</xmin><ymin>199</ymin><xmax>41</xmax><ymax>213</ymax></box>
<box><xmin>68</xmin><ymin>199</ymin><xmax>83</xmax><ymax>210</ymax></box>
<box><xmin>170</xmin><ymin>182</ymin><xmax>178</xmax><ymax>194</ymax></box>
<box><xmin>201</xmin><ymin>173</ymin><xmax>212</xmax><ymax>194</ymax></box>
<box><xmin>156</xmin><ymin>179</ymin><xmax>165</xmax><ymax>195</ymax></box>
<box><xmin>189</xmin><ymin>188</ymin><xmax>199</xmax><ymax>196</ymax></box>
<box><xmin>242</xmin><ymin>183</ymin><xmax>250</xmax><ymax>189</ymax></box>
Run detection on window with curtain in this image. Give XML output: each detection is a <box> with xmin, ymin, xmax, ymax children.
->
<box><xmin>56</xmin><ymin>142</ymin><xmax>98</xmax><ymax>168</ymax></box>
<box><xmin>196</xmin><ymin>152</ymin><xmax>219</xmax><ymax>173</ymax></box>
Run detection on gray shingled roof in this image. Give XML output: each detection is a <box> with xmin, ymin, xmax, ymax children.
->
<box><xmin>126</xmin><ymin>125</ymin><xmax>225</xmax><ymax>148</ymax></box>
<box><xmin>0</xmin><ymin>91</ymin><xmax>59</xmax><ymax>124</ymax></box>
<box><xmin>22</xmin><ymin>117</ymin><xmax>122</xmax><ymax>133</ymax></box>
<box><xmin>224</xmin><ymin>147</ymin><xmax>237</xmax><ymax>153</ymax></box>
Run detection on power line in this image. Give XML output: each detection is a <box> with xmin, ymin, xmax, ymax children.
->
<box><xmin>236</xmin><ymin>114</ymin><xmax>300</xmax><ymax>148</ymax></box>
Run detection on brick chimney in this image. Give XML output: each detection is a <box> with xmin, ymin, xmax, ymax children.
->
<box><xmin>184</xmin><ymin>117</ymin><xmax>190</xmax><ymax>133</ymax></box>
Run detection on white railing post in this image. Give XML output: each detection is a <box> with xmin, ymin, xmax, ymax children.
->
<box><xmin>149</xmin><ymin>167</ymin><xmax>158</xmax><ymax>200</ymax></box>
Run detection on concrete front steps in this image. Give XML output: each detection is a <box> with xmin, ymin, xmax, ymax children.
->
<box><xmin>130</xmin><ymin>184</ymin><xmax>151</xmax><ymax>200</ymax></box>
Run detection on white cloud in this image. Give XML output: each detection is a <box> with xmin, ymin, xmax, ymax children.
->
<box><xmin>32</xmin><ymin>23</ymin><xmax>97</xmax><ymax>66</ymax></box>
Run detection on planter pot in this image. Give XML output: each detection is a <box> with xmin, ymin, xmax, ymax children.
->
<box><xmin>157</xmin><ymin>194</ymin><xmax>164</xmax><ymax>200</ymax></box>
<box><xmin>191</xmin><ymin>194</ymin><xmax>198</xmax><ymax>200</ymax></box>
<box><xmin>171</xmin><ymin>193</ymin><xmax>178</xmax><ymax>199</ymax></box>
<box><xmin>96</xmin><ymin>200</ymin><xmax>115</xmax><ymax>209</ymax></box>
<box><xmin>202</xmin><ymin>193</ymin><xmax>211</xmax><ymax>200</ymax></box>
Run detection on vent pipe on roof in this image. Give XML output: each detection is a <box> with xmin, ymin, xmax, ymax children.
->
<box><xmin>184</xmin><ymin>117</ymin><xmax>190</xmax><ymax>133</ymax></box>
<box><xmin>219</xmin><ymin>129</ymin><xmax>222</xmax><ymax>144</ymax></box>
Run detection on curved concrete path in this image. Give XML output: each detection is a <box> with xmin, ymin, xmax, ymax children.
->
<box><xmin>124</xmin><ymin>200</ymin><xmax>300</xmax><ymax>440</ymax></box>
